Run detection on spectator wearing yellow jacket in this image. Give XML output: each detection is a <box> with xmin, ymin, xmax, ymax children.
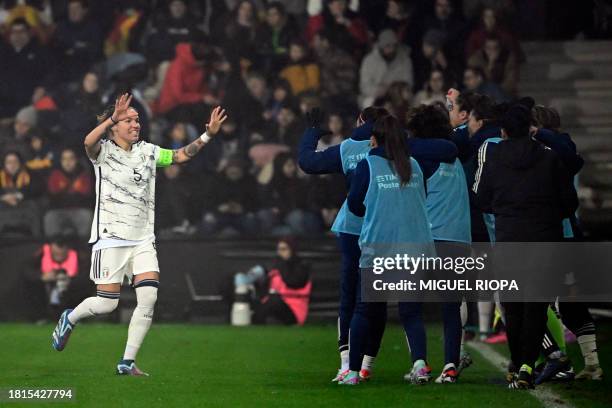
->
<box><xmin>280</xmin><ymin>40</ymin><xmax>320</xmax><ymax>96</ymax></box>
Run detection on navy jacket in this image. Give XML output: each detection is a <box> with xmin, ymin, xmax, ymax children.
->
<box><xmin>298</xmin><ymin>122</ymin><xmax>372</xmax><ymax>175</ymax></box>
<box><xmin>533</xmin><ymin>128</ymin><xmax>584</xmax><ymax>176</ymax></box>
<box><xmin>450</xmin><ymin>123</ymin><xmax>472</xmax><ymax>164</ymax></box>
<box><xmin>533</xmin><ymin>128</ymin><xmax>584</xmax><ymax>239</ymax></box>
<box><xmin>451</xmin><ymin>122</ymin><xmax>503</xmax><ymax>181</ymax></box>
<box><xmin>299</xmin><ymin>122</ymin><xmax>457</xmax><ymax>183</ymax></box>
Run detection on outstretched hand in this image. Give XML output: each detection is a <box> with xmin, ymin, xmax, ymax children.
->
<box><xmin>306</xmin><ymin>108</ymin><xmax>325</xmax><ymax>129</ymax></box>
<box><xmin>112</xmin><ymin>93</ymin><xmax>135</xmax><ymax>122</ymax></box>
<box><xmin>207</xmin><ymin>106</ymin><xmax>228</xmax><ymax>135</ymax></box>
<box><xmin>306</xmin><ymin>108</ymin><xmax>332</xmax><ymax>137</ymax></box>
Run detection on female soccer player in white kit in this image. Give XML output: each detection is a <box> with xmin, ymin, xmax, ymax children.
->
<box><xmin>52</xmin><ymin>93</ymin><xmax>227</xmax><ymax>375</ymax></box>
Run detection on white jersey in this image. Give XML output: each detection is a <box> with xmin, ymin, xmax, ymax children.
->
<box><xmin>89</xmin><ymin>139</ymin><xmax>160</xmax><ymax>244</ymax></box>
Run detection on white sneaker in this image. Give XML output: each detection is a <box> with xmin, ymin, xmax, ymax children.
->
<box><xmin>435</xmin><ymin>363</ymin><xmax>458</xmax><ymax>383</ymax></box>
<box><xmin>331</xmin><ymin>368</ymin><xmax>349</xmax><ymax>382</ymax></box>
<box><xmin>404</xmin><ymin>360</ymin><xmax>432</xmax><ymax>384</ymax></box>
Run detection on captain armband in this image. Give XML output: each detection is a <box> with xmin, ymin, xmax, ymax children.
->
<box><xmin>156</xmin><ymin>148</ymin><xmax>174</xmax><ymax>168</ymax></box>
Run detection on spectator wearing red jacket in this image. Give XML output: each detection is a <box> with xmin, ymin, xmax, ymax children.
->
<box><xmin>465</xmin><ymin>7</ymin><xmax>522</xmax><ymax>62</ymax></box>
<box><xmin>153</xmin><ymin>43</ymin><xmax>219</xmax><ymax>123</ymax></box>
<box><xmin>43</xmin><ymin>148</ymin><xmax>93</xmax><ymax>238</ymax></box>
<box><xmin>305</xmin><ymin>0</ymin><xmax>368</xmax><ymax>55</ymax></box>
<box><xmin>21</xmin><ymin>233</ymin><xmax>88</xmax><ymax>322</ymax></box>
<box><xmin>252</xmin><ymin>237</ymin><xmax>312</xmax><ymax>325</ymax></box>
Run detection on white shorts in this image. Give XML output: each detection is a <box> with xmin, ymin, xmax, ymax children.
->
<box><xmin>90</xmin><ymin>240</ymin><xmax>160</xmax><ymax>285</ymax></box>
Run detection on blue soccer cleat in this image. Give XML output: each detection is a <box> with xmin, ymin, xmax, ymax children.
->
<box><xmin>52</xmin><ymin>309</ymin><xmax>74</xmax><ymax>351</ymax></box>
<box><xmin>535</xmin><ymin>356</ymin><xmax>574</xmax><ymax>385</ymax></box>
<box><xmin>117</xmin><ymin>359</ymin><xmax>149</xmax><ymax>376</ymax></box>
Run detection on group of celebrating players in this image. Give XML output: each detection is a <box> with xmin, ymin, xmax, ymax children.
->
<box><xmin>49</xmin><ymin>87</ymin><xmax>602</xmax><ymax>389</ymax></box>
<box><xmin>298</xmin><ymin>88</ymin><xmax>603</xmax><ymax>389</ymax></box>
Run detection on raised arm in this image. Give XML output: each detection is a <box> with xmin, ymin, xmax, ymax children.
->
<box><xmin>298</xmin><ymin>109</ymin><xmax>374</xmax><ymax>174</ymax></box>
<box><xmin>171</xmin><ymin>106</ymin><xmax>228</xmax><ymax>164</ymax></box>
<box><xmin>297</xmin><ymin>127</ymin><xmax>342</xmax><ymax>174</ymax></box>
<box><xmin>84</xmin><ymin>93</ymin><xmax>134</xmax><ymax>160</ymax></box>
<box><xmin>298</xmin><ymin>108</ymin><xmax>343</xmax><ymax>174</ymax></box>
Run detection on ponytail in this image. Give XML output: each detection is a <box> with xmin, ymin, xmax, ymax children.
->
<box><xmin>372</xmin><ymin>115</ymin><xmax>412</xmax><ymax>186</ymax></box>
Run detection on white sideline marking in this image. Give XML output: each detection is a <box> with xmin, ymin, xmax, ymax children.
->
<box><xmin>467</xmin><ymin>341</ymin><xmax>576</xmax><ymax>408</ymax></box>
<box><xmin>589</xmin><ymin>308</ymin><xmax>612</xmax><ymax>318</ymax></box>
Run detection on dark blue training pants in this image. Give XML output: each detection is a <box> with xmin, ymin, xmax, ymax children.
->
<box><xmin>338</xmin><ymin>233</ymin><xmax>387</xmax><ymax>370</ymax></box>
<box><xmin>337</xmin><ymin>233</ymin><xmax>361</xmax><ymax>352</ymax></box>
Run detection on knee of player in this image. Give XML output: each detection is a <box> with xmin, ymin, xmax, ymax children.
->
<box><xmin>134</xmin><ymin>280</ymin><xmax>159</xmax><ymax>306</ymax></box>
<box><xmin>140</xmin><ymin>288</ymin><xmax>158</xmax><ymax>306</ymax></box>
<box><xmin>95</xmin><ymin>291</ymin><xmax>120</xmax><ymax>313</ymax></box>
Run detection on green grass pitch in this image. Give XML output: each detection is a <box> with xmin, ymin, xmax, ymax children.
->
<box><xmin>1</xmin><ymin>323</ymin><xmax>611</xmax><ymax>407</ymax></box>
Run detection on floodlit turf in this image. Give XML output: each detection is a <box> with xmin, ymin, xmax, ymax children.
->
<box><xmin>0</xmin><ymin>323</ymin><xmax>609</xmax><ymax>408</ymax></box>
<box><xmin>490</xmin><ymin>322</ymin><xmax>612</xmax><ymax>408</ymax></box>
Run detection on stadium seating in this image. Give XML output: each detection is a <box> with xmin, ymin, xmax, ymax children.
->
<box><xmin>519</xmin><ymin>40</ymin><xmax>612</xmax><ymax>235</ymax></box>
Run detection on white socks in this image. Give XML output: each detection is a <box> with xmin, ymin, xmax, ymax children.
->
<box><xmin>123</xmin><ymin>285</ymin><xmax>158</xmax><ymax>361</ymax></box>
<box><xmin>67</xmin><ymin>291</ymin><xmax>120</xmax><ymax>325</ymax></box>
<box><xmin>460</xmin><ymin>301</ymin><xmax>468</xmax><ymax>352</ymax></box>
<box><xmin>340</xmin><ymin>350</ymin><xmax>349</xmax><ymax>371</ymax></box>
<box><xmin>460</xmin><ymin>301</ymin><xmax>468</xmax><ymax>327</ymax></box>
<box><xmin>578</xmin><ymin>334</ymin><xmax>599</xmax><ymax>366</ymax></box>
<box><xmin>478</xmin><ymin>302</ymin><xmax>493</xmax><ymax>340</ymax></box>
<box><xmin>65</xmin><ymin>283</ymin><xmax>158</xmax><ymax>363</ymax></box>
<box><xmin>361</xmin><ymin>355</ymin><xmax>376</xmax><ymax>372</ymax></box>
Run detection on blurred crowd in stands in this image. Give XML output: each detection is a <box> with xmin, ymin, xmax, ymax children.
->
<box><xmin>0</xmin><ymin>0</ymin><xmax>607</xmax><ymax>239</ymax></box>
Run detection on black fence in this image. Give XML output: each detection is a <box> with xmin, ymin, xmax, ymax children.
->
<box><xmin>0</xmin><ymin>238</ymin><xmax>342</xmax><ymax>323</ymax></box>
